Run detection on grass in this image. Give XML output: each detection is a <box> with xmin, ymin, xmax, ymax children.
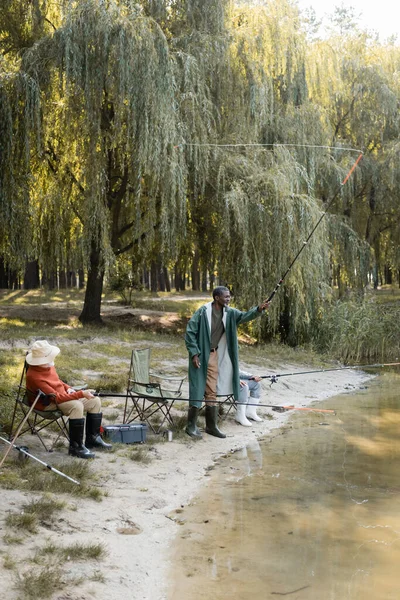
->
<box><xmin>22</xmin><ymin>495</ymin><xmax>66</xmax><ymax>520</ymax></box>
<box><xmin>3</xmin><ymin>553</ymin><xmax>17</xmax><ymax>570</ymax></box>
<box><xmin>15</xmin><ymin>566</ymin><xmax>64</xmax><ymax>599</ymax></box>
<box><xmin>3</xmin><ymin>533</ymin><xmax>24</xmax><ymax>545</ymax></box>
<box><xmin>5</xmin><ymin>512</ymin><xmax>38</xmax><ymax>534</ymax></box>
<box><xmin>127</xmin><ymin>445</ymin><xmax>152</xmax><ymax>464</ymax></box>
<box><xmin>0</xmin><ymin>460</ymin><xmax>103</xmax><ymax>500</ymax></box>
<box><xmin>314</xmin><ymin>297</ymin><xmax>400</xmax><ymax>362</ymax></box>
<box><xmin>39</xmin><ymin>541</ymin><xmax>106</xmax><ymax>561</ymax></box>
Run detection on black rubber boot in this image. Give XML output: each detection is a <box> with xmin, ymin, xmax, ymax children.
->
<box><xmin>68</xmin><ymin>418</ymin><xmax>95</xmax><ymax>459</ymax></box>
<box><xmin>85</xmin><ymin>413</ymin><xmax>112</xmax><ymax>450</ymax></box>
<box><xmin>205</xmin><ymin>405</ymin><xmax>226</xmax><ymax>439</ymax></box>
<box><xmin>185</xmin><ymin>406</ymin><xmax>202</xmax><ymax>439</ymax></box>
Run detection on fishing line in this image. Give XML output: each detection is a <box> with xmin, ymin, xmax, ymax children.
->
<box><xmin>176</xmin><ymin>142</ymin><xmax>364</xmax><ymax>154</ymax></box>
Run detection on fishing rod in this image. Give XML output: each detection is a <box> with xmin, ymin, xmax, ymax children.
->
<box><xmin>97</xmin><ymin>393</ymin><xmax>335</xmax><ymax>414</ymax></box>
<box><xmin>260</xmin><ymin>362</ymin><xmax>400</xmax><ymax>384</ymax></box>
<box><xmin>0</xmin><ymin>435</ymin><xmax>80</xmax><ymax>486</ymax></box>
<box><xmin>266</xmin><ymin>152</ymin><xmax>363</xmax><ymax>303</ymax></box>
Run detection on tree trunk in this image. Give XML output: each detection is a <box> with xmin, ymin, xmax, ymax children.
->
<box><xmin>78</xmin><ymin>268</ymin><xmax>85</xmax><ymax>289</ymax></box>
<box><xmin>79</xmin><ymin>245</ymin><xmax>104</xmax><ymax>323</ymax></box>
<box><xmin>201</xmin><ymin>265</ymin><xmax>208</xmax><ymax>291</ymax></box>
<box><xmin>0</xmin><ymin>258</ymin><xmax>9</xmax><ymax>288</ymax></box>
<box><xmin>174</xmin><ymin>264</ymin><xmax>183</xmax><ymax>291</ymax></box>
<box><xmin>23</xmin><ymin>260</ymin><xmax>40</xmax><ymax>289</ymax></box>
<box><xmin>59</xmin><ymin>269</ymin><xmax>67</xmax><ymax>289</ymax></box>
<box><xmin>158</xmin><ymin>263</ymin><xmax>166</xmax><ymax>292</ymax></box>
<box><xmin>68</xmin><ymin>270</ymin><xmax>77</xmax><ymax>288</ymax></box>
<box><xmin>150</xmin><ymin>261</ymin><xmax>158</xmax><ymax>293</ymax></box>
<box><xmin>161</xmin><ymin>267</ymin><xmax>170</xmax><ymax>292</ymax></box>
<box><xmin>42</xmin><ymin>271</ymin><xmax>57</xmax><ymax>289</ymax></box>
<box><xmin>191</xmin><ymin>249</ymin><xmax>200</xmax><ymax>291</ymax></box>
<box><xmin>384</xmin><ymin>264</ymin><xmax>392</xmax><ymax>285</ymax></box>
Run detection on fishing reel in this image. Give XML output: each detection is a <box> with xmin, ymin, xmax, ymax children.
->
<box><xmin>269</xmin><ymin>375</ymin><xmax>279</xmax><ymax>386</ymax></box>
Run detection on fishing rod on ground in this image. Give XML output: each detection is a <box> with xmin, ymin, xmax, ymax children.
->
<box><xmin>266</xmin><ymin>152</ymin><xmax>363</xmax><ymax>304</ymax></box>
<box><xmin>258</xmin><ymin>362</ymin><xmax>400</xmax><ymax>385</ymax></box>
<box><xmin>0</xmin><ymin>435</ymin><xmax>80</xmax><ymax>486</ymax></box>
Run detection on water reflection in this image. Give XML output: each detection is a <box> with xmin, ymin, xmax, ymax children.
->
<box><xmin>169</xmin><ymin>374</ymin><xmax>400</xmax><ymax>600</ymax></box>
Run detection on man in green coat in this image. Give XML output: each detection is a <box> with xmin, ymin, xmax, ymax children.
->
<box><xmin>185</xmin><ymin>286</ymin><xmax>269</xmax><ymax>439</ymax></box>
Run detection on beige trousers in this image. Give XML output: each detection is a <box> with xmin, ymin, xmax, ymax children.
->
<box><xmin>44</xmin><ymin>396</ymin><xmax>101</xmax><ymax>420</ymax></box>
<box><xmin>204</xmin><ymin>350</ymin><xmax>218</xmax><ymax>406</ymax></box>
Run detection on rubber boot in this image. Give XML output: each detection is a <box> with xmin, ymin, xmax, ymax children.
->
<box><xmin>185</xmin><ymin>406</ymin><xmax>202</xmax><ymax>439</ymax></box>
<box><xmin>68</xmin><ymin>418</ymin><xmax>95</xmax><ymax>459</ymax></box>
<box><xmin>85</xmin><ymin>413</ymin><xmax>112</xmax><ymax>449</ymax></box>
<box><xmin>246</xmin><ymin>397</ymin><xmax>263</xmax><ymax>422</ymax></box>
<box><xmin>235</xmin><ymin>401</ymin><xmax>252</xmax><ymax>427</ymax></box>
<box><xmin>205</xmin><ymin>405</ymin><xmax>226</xmax><ymax>439</ymax></box>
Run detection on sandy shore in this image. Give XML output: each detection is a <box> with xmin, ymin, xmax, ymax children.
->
<box><xmin>0</xmin><ymin>364</ymin><xmax>372</xmax><ymax>600</ymax></box>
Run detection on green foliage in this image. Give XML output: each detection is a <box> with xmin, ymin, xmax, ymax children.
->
<box><xmin>1</xmin><ymin>0</ymin><xmax>400</xmax><ymax>340</ymax></box>
<box><xmin>315</xmin><ymin>298</ymin><xmax>400</xmax><ymax>362</ymax></box>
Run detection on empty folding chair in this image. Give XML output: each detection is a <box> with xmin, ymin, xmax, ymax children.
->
<box><xmin>123</xmin><ymin>348</ymin><xmax>185</xmax><ymax>434</ymax></box>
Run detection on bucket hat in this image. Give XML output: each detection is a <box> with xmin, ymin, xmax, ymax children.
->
<box><xmin>26</xmin><ymin>340</ymin><xmax>60</xmax><ymax>366</ymax></box>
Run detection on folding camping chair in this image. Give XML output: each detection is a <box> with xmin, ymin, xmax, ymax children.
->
<box><xmin>123</xmin><ymin>348</ymin><xmax>185</xmax><ymax>434</ymax></box>
<box><xmin>217</xmin><ymin>394</ymin><xmax>236</xmax><ymax>419</ymax></box>
<box><xmin>8</xmin><ymin>362</ymin><xmax>70</xmax><ymax>452</ymax></box>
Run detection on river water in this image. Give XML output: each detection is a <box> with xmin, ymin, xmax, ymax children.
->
<box><xmin>168</xmin><ymin>373</ymin><xmax>400</xmax><ymax>600</ymax></box>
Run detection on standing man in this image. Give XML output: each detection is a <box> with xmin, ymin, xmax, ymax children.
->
<box><xmin>185</xmin><ymin>286</ymin><xmax>269</xmax><ymax>439</ymax></box>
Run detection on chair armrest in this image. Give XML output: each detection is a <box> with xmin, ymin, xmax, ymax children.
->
<box><xmin>26</xmin><ymin>388</ymin><xmax>56</xmax><ymax>407</ymax></box>
<box><xmin>128</xmin><ymin>380</ymin><xmax>164</xmax><ymax>397</ymax></box>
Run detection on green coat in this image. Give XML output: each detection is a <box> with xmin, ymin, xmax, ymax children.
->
<box><xmin>185</xmin><ymin>302</ymin><xmax>262</xmax><ymax>408</ymax></box>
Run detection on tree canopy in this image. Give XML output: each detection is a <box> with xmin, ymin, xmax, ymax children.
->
<box><xmin>1</xmin><ymin>0</ymin><xmax>400</xmax><ymax>343</ymax></box>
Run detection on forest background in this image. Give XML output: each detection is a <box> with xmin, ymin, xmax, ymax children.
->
<box><xmin>1</xmin><ymin>0</ymin><xmax>400</xmax><ymax>361</ymax></box>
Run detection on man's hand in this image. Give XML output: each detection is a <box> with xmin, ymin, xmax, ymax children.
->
<box><xmin>82</xmin><ymin>389</ymin><xmax>96</xmax><ymax>399</ymax></box>
<box><xmin>258</xmin><ymin>299</ymin><xmax>270</xmax><ymax>312</ymax></box>
<box><xmin>192</xmin><ymin>355</ymin><xmax>201</xmax><ymax>369</ymax></box>
<box><xmin>240</xmin><ymin>380</ymin><xmax>246</xmax><ymax>388</ymax></box>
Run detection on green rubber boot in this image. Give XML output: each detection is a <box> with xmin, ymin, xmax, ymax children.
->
<box><xmin>205</xmin><ymin>405</ymin><xmax>226</xmax><ymax>439</ymax></box>
<box><xmin>185</xmin><ymin>406</ymin><xmax>202</xmax><ymax>439</ymax></box>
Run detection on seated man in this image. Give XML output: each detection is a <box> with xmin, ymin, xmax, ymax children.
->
<box><xmin>25</xmin><ymin>340</ymin><xmax>111</xmax><ymax>459</ymax></box>
<box><xmin>235</xmin><ymin>369</ymin><xmax>263</xmax><ymax>427</ymax></box>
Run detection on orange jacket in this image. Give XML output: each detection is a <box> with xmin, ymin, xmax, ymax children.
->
<box><xmin>26</xmin><ymin>365</ymin><xmax>84</xmax><ymax>409</ymax></box>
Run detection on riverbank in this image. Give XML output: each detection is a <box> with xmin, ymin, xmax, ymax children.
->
<box><xmin>0</xmin><ymin>362</ymin><xmax>373</xmax><ymax>600</ymax></box>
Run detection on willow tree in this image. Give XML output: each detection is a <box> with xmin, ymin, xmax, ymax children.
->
<box><xmin>306</xmin><ymin>28</ymin><xmax>400</xmax><ymax>289</ymax></box>
<box><xmin>20</xmin><ymin>0</ymin><xmax>186</xmax><ymax>321</ymax></box>
<box><xmin>0</xmin><ymin>67</ymin><xmax>40</xmax><ymax>274</ymax></box>
<box><xmin>164</xmin><ymin>0</ymin><xmax>355</xmax><ymax>343</ymax></box>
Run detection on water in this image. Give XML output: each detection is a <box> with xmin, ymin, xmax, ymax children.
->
<box><xmin>169</xmin><ymin>373</ymin><xmax>400</xmax><ymax>599</ymax></box>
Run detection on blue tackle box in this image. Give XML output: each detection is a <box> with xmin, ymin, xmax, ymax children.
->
<box><xmin>103</xmin><ymin>423</ymin><xmax>147</xmax><ymax>444</ymax></box>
